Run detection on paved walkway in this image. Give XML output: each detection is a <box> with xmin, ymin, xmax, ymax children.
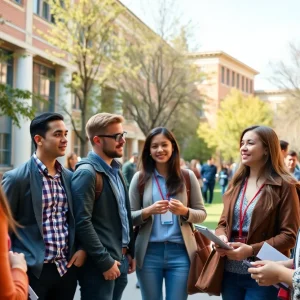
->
<box><xmin>74</xmin><ymin>273</ymin><xmax>221</xmax><ymax>300</ymax></box>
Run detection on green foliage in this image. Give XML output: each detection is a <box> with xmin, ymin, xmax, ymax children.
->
<box><xmin>44</xmin><ymin>0</ymin><xmax>126</xmax><ymax>156</ymax></box>
<box><xmin>181</xmin><ymin>134</ymin><xmax>214</xmax><ymax>162</ymax></box>
<box><xmin>0</xmin><ymin>84</ymin><xmax>36</xmax><ymax>127</ymax></box>
<box><xmin>198</xmin><ymin>89</ymin><xmax>273</xmax><ymax>160</ymax></box>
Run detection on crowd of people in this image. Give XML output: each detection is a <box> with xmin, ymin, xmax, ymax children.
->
<box><xmin>1</xmin><ymin>111</ymin><xmax>300</xmax><ymax>300</ymax></box>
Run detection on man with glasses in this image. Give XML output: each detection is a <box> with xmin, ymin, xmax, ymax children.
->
<box><xmin>72</xmin><ymin>113</ymin><xmax>135</xmax><ymax>300</ymax></box>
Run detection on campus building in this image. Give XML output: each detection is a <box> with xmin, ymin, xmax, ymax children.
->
<box><xmin>188</xmin><ymin>51</ymin><xmax>259</xmax><ymax>125</ymax></box>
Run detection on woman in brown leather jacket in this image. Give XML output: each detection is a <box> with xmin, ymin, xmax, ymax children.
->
<box><xmin>214</xmin><ymin>125</ymin><xmax>300</xmax><ymax>300</ymax></box>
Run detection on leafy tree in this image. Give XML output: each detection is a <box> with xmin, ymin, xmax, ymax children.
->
<box><xmin>269</xmin><ymin>42</ymin><xmax>300</xmax><ymax>151</ymax></box>
<box><xmin>181</xmin><ymin>134</ymin><xmax>214</xmax><ymax>163</ymax></box>
<box><xmin>43</xmin><ymin>0</ymin><xmax>125</xmax><ymax>156</ymax></box>
<box><xmin>115</xmin><ymin>0</ymin><xmax>203</xmax><ymax>136</ymax></box>
<box><xmin>0</xmin><ymin>49</ymin><xmax>36</xmax><ymax>127</ymax></box>
<box><xmin>198</xmin><ymin>89</ymin><xmax>273</xmax><ymax>160</ymax></box>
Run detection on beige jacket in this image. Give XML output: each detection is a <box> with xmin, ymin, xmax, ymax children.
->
<box><xmin>129</xmin><ymin>170</ymin><xmax>207</xmax><ymax>269</ymax></box>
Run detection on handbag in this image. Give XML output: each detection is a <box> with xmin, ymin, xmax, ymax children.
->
<box><xmin>187</xmin><ymin>225</ymin><xmax>211</xmax><ymax>294</ymax></box>
<box><xmin>181</xmin><ymin>169</ymin><xmax>212</xmax><ymax>295</ymax></box>
<box><xmin>195</xmin><ymin>249</ymin><xmax>225</xmax><ymax>296</ymax></box>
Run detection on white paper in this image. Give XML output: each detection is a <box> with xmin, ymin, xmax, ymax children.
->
<box><xmin>161</xmin><ymin>211</ymin><xmax>173</xmax><ymax>225</ymax></box>
<box><xmin>29</xmin><ymin>286</ymin><xmax>39</xmax><ymax>300</ymax></box>
<box><xmin>257</xmin><ymin>242</ymin><xmax>289</xmax><ymax>290</ymax></box>
<box><xmin>257</xmin><ymin>242</ymin><xmax>289</xmax><ymax>262</ymax></box>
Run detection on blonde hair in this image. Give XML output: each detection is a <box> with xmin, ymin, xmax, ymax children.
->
<box><xmin>86</xmin><ymin>113</ymin><xmax>124</xmax><ymax>145</ymax></box>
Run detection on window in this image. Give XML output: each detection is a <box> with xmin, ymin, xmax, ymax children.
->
<box><xmin>232</xmin><ymin>71</ymin><xmax>235</xmax><ymax>87</ymax></box>
<box><xmin>33</xmin><ymin>63</ymin><xmax>56</xmax><ymax>113</ymax></box>
<box><xmin>242</xmin><ymin>76</ymin><xmax>245</xmax><ymax>91</ymax></box>
<box><xmin>0</xmin><ymin>133</ymin><xmax>11</xmax><ymax>166</ymax></box>
<box><xmin>33</xmin><ymin>0</ymin><xmax>55</xmax><ymax>23</ymax></box>
<box><xmin>246</xmin><ymin>78</ymin><xmax>249</xmax><ymax>93</ymax></box>
<box><xmin>236</xmin><ymin>74</ymin><xmax>240</xmax><ymax>89</ymax></box>
<box><xmin>12</xmin><ymin>0</ymin><xmax>22</xmax><ymax>4</ymax></box>
<box><xmin>226</xmin><ymin>69</ymin><xmax>230</xmax><ymax>85</ymax></box>
<box><xmin>249</xmin><ymin>80</ymin><xmax>253</xmax><ymax>93</ymax></box>
<box><xmin>0</xmin><ymin>49</ymin><xmax>13</xmax><ymax>166</ymax></box>
<box><xmin>221</xmin><ymin>66</ymin><xmax>225</xmax><ymax>84</ymax></box>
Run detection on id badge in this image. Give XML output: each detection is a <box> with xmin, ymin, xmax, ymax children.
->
<box><xmin>161</xmin><ymin>211</ymin><xmax>173</xmax><ymax>225</ymax></box>
<box><xmin>233</xmin><ymin>236</ymin><xmax>247</xmax><ymax>243</ymax></box>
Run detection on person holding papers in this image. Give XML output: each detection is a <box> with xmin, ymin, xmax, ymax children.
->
<box><xmin>212</xmin><ymin>125</ymin><xmax>300</xmax><ymax>299</ymax></box>
<box><xmin>0</xmin><ymin>186</ymin><xmax>28</xmax><ymax>300</ymax></box>
<box><xmin>129</xmin><ymin>127</ymin><xmax>207</xmax><ymax>300</ymax></box>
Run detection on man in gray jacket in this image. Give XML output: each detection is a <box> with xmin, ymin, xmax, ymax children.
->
<box><xmin>2</xmin><ymin>112</ymin><xmax>85</xmax><ymax>300</ymax></box>
<box><xmin>72</xmin><ymin>112</ymin><xmax>135</xmax><ymax>300</ymax></box>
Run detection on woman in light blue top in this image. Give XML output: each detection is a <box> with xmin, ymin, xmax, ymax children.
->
<box><xmin>129</xmin><ymin>127</ymin><xmax>207</xmax><ymax>300</ymax></box>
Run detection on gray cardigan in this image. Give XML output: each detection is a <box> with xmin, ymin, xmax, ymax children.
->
<box><xmin>129</xmin><ymin>170</ymin><xmax>207</xmax><ymax>269</ymax></box>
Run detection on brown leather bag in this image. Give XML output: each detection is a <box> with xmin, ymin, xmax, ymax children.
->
<box><xmin>195</xmin><ymin>249</ymin><xmax>225</xmax><ymax>296</ymax></box>
<box><xmin>182</xmin><ymin>169</ymin><xmax>212</xmax><ymax>295</ymax></box>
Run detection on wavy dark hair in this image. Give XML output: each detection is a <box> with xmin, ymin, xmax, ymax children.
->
<box><xmin>140</xmin><ymin>127</ymin><xmax>184</xmax><ymax>195</ymax></box>
<box><xmin>227</xmin><ymin>125</ymin><xmax>299</xmax><ymax>197</ymax></box>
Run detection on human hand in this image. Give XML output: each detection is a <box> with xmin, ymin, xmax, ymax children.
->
<box><xmin>9</xmin><ymin>251</ymin><xmax>27</xmax><ymax>273</ymax></box>
<box><xmin>248</xmin><ymin>260</ymin><xmax>286</xmax><ymax>286</ymax></box>
<box><xmin>127</xmin><ymin>255</ymin><xmax>136</xmax><ymax>274</ymax></box>
<box><xmin>223</xmin><ymin>242</ymin><xmax>253</xmax><ymax>261</ymax></box>
<box><xmin>213</xmin><ymin>235</ymin><xmax>229</xmax><ymax>257</ymax></box>
<box><xmin>168</xmin><ymin>199</ymin><xmax>189</xmax><ymax>216</ymax></box>
<box><xmin>149</xmin><ymin>200</ymin><xmax>169</xmax><ymax>215</ymax></box>
<box><xmin>103</xmin><ymin>261</ymin><xmax>121</xmax><ymax>280</ymax></box>
<box><xmin>67</xmin><ymin>250</ymin><xmax>87</xmax><ymax>268</ymax></box>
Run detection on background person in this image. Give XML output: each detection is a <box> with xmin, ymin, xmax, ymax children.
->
<box><xmin>213</xmin><ymin>125</ymin><xmax>300</xmax><ymax>299</ymax></box>
<box><xmin>0</xmin><ymin>186</ymin><xmax>28</xmax><ymax>300</ymax></box>
<box><xmin>122</xmin><ymin>152</ymin><xmax>139</xmax><ymax>189</ymax></box>
<box><xmin>130</xmin><ymin>127</ymin><xmax>207</xmax><ymax>300</ymax></box>
<box><xmin>285</xmin><ymin>150</ymin><xmax>300</xmax><ymax>181</ymax></box>
<box><xmin>65</xmin><ymin>152</ymin><xmax>78</xmax><ymax>172</ymax></box>
<box><xmin>218</xmin><ymin>164</ymin><xmax>229</xmax><ymax>195</ymax></box>
<box><xmin>280</xmin><ymin>140</ymin><xmax>289</xmax><ymax>158</ymax></box>
<box><xmin>201</xmin><ymin>157</ymin><xmax>217</xmax><ymax>204</ymax></box>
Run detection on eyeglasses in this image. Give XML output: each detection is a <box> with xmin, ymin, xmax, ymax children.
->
<box><xmin>97</xmin><ymin>131</ymin><xmax>127</xmax><ymax>142</ymax></box>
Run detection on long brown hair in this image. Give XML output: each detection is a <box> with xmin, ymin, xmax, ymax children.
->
<box><xmin>140</xmin><ymin>127</ymin><xmax>184</xmax><ymax>195</ymax></box>
<box><xmin>0</xmin><ymin>185</ymin><xmax>18</xmax><ymax>233</ymax></box>
<box><xmin>227</xmin><ymin>125</ymin><xmax>298</xmax><ymax>195</ymax></box>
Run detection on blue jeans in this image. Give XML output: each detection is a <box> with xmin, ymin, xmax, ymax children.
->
<box><xmin>136</xmin><ymin>242</ymin><xmax>190</xmax><ymax>300</ymax></box>
<box><xmin>202</xmin><ymin>181</ymin><xmax>215</xmax><ymax>203</ymax></box>
<box><xmin>78</xmin><ymin>255</ymin><xmax>129</xmax><ymax>300</ymax></box>
<box><xmin>222</xmin><ymin>271</ymin><xmax>278</xmax><ymax>300</ymax></box>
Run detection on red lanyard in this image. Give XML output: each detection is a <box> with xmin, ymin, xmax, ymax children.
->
<box><xmin>239</xmin><ymin>178</ymin><xmax>265</xmax><ymax>237</ymax></box>
<box><xmin>154</xmin><ymin>174</ymin><xmax>170</xmax><ymax>200</ymax></box>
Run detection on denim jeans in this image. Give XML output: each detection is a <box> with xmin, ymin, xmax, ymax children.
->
<box><xmin>202</xmin><ymin>181</ymin><xmax>215</xmax><ymax>203</ymax></box>
<box><xmin>222</xmin><ymin>271</ymin><xmax>278</xmax><ymax>300</ymax></box>
<box><xmin>136</xmin><ymin>242</ymin><xmax>190</xmax><ymax>300</ymax></box>
<box><xmin>78</xmin><ymin>255</ymin><xmax>129</xmax><ymax>300</ymax></box>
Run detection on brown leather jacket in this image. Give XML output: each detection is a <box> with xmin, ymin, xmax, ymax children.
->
<box><xmin>216</xmin><ymin>176</ymin><xmax>300</xmax><ymax>257</ymax></box>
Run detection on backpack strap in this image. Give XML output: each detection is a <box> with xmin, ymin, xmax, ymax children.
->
<box><xmin>77</xmin><ymin>164</ymin><xmax>103</xmax><ymax>201</ymax></box>
<box><xmin>95</xmin><ymin>171</ymin><xmax>103</xmax><ymax>201</ymax></box>
<box><xmin>181</xmin><ymin>169</ymin><xmax>191</xmax><ymax>207</ymax></box>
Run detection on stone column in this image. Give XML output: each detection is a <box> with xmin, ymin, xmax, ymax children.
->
<box><xmin>12</xmin><ymin>50</ymin><xmax>33</xmax><ymax>167</ymax></box>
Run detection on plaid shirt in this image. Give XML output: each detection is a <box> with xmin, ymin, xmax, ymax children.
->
<box><xmin>33</xmin><ymin>154</ymin><xmax>69</xmax><ymax>276</ymax></box>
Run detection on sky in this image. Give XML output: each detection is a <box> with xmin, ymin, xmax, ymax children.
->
<box><xmin>120</xmin><ymin>0</ymin><xmax>300</xmax><ymax>91</ymax></box>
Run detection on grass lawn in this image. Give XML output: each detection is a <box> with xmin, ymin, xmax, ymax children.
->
<box><xmin>200</xmin><ymin>184</ymin><xmax>224</xmax><ymax>230</ymax></box>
